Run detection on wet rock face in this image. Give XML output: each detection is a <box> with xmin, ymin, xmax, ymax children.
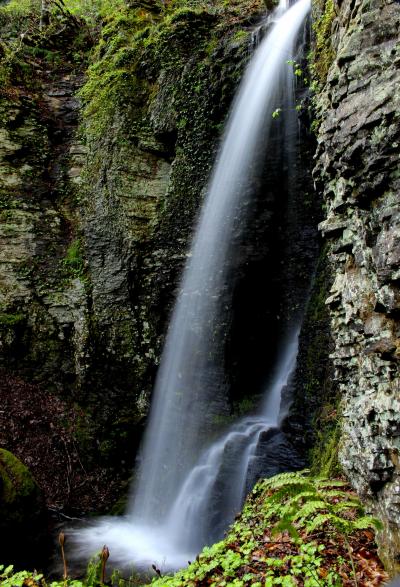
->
<box><xmin>76</xmin><ymin>1</ymin><xmax>277</xmax><ymax>438</ymax></box>
<box><xmin>313</xmin><ymin>0</ymin><xmax>400</xmax><ymax>569</ymax></box>
<box><xmin>0</xmin><ymin>2</ymin><xmax>271</xmax><ymax>508</ymax></box>
<box><xmin>0</xmin><ymin>75</ymin><xmax>90</xmax><ymax>391</ymax></box>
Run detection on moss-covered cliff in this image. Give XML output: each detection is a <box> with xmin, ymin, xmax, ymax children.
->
<box><xmin>0</xmin><ymin>0</ymin><xmax>277</xmax><ymax>515</ymax></box>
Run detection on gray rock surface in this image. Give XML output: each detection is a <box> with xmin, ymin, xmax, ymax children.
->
<box><xmin>313</xmin><ymin>0</ymin><xmax>400</xmax><ymax>570</ymax></box>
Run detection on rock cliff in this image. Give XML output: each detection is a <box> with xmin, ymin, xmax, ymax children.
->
<box><xmin>312</xmin><ymin>0</ymin><xmax>400</xmax><ymax>570</ymax></box>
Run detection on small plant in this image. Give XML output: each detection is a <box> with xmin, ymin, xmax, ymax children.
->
<box><xmin>0</xmin><ymin>564</ymin><xmax>44</xmax><ymax>587</ymax></box>
<box><xmin>62</xmin><ymin>238</ymin><xmax>85</xmax><ymax>278</ymax></box>
<box><xmin>286</xmin><ymin>59</ymin><xmax>302</xmax><ymax>77</ymax></box>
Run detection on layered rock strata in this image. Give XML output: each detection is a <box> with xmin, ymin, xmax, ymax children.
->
<box><xmin>313</xmin><ymin>0</ymin><xmax>400</xmax><ymax>569</ymax></box>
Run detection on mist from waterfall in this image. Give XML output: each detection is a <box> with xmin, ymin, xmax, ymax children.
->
<box><xmin>71</xmin><ymin>0</ymin><xmax>311</xmax><ymax>570</ymax></box>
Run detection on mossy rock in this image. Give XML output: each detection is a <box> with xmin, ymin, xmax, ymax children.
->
<box><xmin>0</xmin><ymin>448</ymin><xmax>44</xmax><ymax>530</ymax></box>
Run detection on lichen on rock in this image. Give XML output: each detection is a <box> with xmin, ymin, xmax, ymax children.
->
<box><xmin>312</xmin><ymin>0</ymin><xmax>400</xmax><ymax>571</ymax></box>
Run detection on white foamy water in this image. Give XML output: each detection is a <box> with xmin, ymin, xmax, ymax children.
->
<box><xmin>71</xmin><ymin>0</ymin><xmax>311</xmax><ymax>570</ymax></box>
<box><xmin>163</xmin><ymin>330</ymin><xmax>300</xmax><ymax>554</ymax></box>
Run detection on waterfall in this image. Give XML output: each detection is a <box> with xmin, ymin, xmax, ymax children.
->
<box><xmin>71</xmin><ymin>0</ymin><xmax>311</xmax><ymax>570</ymax></box>
<box><xmin>164</xmin><ymin>330</ymin><xmax>300</xmax><ymax>553</ymax></box>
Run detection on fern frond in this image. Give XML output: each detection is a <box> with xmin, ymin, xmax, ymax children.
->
<box><xmin>265</xmin><ymin>482</ymin><xmax>315</xmax><ymax>505</ymax></box>
<box><xmin>305</xmin><ymin>512</ymin><xmax>353</xmax><ymax>534</ymax></box>
<box><xmin>293</xmin><ymin>500</ymin><xmax>328</xmax><ymax>523</ymax></box>
<box><xmin>284</xmin><ymin>491</ymin><xmax>318</xmax><ymax>506</ymax></box>
<box><xmin>275</xmin><ymin>503</ymin><xmax>301</xmax><ymax>522</ymax></box>
<box><xmin>316</xmin><ymin>479</ymin><xmax>349</xmax><ymax>489</ymax></box>
<box><xmin>264</xmin><ymin>502</ymin><xmax>287</xmax><ymax>520</ymax></box>
<box><xmin>315</xmin><ymin>513</ymin><xmax>381</xmax><ymax>535</ymax></box>
<box><xmin>305</xmin><ymin>513</ymin><xmax>332</xmax><ymax>534</ymax></box>
<box><xmin>263</xmin><ymin>470</ymin><xmax>310</xmax><ymax>490</ymax></box>
<box><xmin>273</xmin><ymin>492</ymin><xmax>320</xmax><ymax>521</ymax></box>
<box><xmin>331</xmin><ymin>500</ymin><xmax>361</xmax><ymax>513</ymax></box>
<box><xmin>352</xmin><ymin>516</ymin><xmax>383</xmax><ymax>531</ymax></box>
<box><xmin>320</xmin><ymin>489</ymin><xmax>352</xmax><ymax>501</ymax></box>
<box><xmin>329</xmin><ymin>515</ymin><xmax>354</xmax><ymax>534</ymax></box>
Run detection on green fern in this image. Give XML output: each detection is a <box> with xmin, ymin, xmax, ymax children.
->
<box><xmin>305</xmin><ymin>513</ymin><xmax>334</xmax><ymax>534</ymax></box>
<box><xmin>293</xmin><ymin>500</ymin><xmax>328</xmax><ymax>523</ymax></box>
<box><xmin>320</xmin><ymin>489</ymin><xmax>353</xmax><ymax>500</ymax></box>
<box><xmin>262</xmin><ymin>470</ymin><xmax>311</xmax><ymax>490</ymax></box>
<box><xmin>315</xmin><ymin>479</ymin><xmax>348</xmax><ymax>489</ymax></box>
<box><xmin>271</xmin><ymin>518</ymin><xmax>300</xmax><ymax>541</ymax></box>
<box><xmin>260</xmin><ymin>469</ymin><xmax>381</xmax><ymax>545</ymax></box>
<box><xmin>331</xmin><ymin>500</ymin><xmax>362</xmax><ymax>513</ymax></box>
<box><xmin>353</xmin><ymin>516</ymin><xmax>383</xmax><ymax>531</ymax></box>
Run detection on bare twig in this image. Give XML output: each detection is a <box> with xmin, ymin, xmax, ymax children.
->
<box><xmin>59</xmin><ymin>532</ymin><xmax>68</xmax><ymax>580</ymax></box>
<box><xmin>48</xmin><ymin>507</ymin><xmax>82</xmax><ymax>521</ymax></box>
<box><xmin>61</xmin><ymin>436</ymin><xmax>72</xmax><ymax>498</ymax></box>
<box><xmin>101</xmin><ymin>545</ymin><xmax>110</xmax><ymax>584</ymax></box>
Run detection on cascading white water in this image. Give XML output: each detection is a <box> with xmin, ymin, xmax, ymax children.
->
<box><xmin>165</xmin><ymin>330</ymin><xmax>300</xmax><ymax>553</ymax></box>
<box><xmin>71</xmin><ymin>0</ymin><xmax>311</xmax><ymax>570</ymax></box>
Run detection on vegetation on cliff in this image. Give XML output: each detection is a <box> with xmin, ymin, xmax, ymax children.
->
<box><xmin>310</xmin><ymin>0</ymin><xmax>335</xmax><ymax>85</ymax></box>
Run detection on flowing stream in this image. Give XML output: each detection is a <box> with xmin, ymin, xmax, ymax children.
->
<box><xmin>71</xmin><ymin>0</ymin><xmax>311</xmax><ymax>570</ymax></box>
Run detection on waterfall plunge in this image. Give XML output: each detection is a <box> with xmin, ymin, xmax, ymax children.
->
<box><xmin>71</xmin><ymin>0</ymin><xmax>311</xmax><ymax>570</ymax></box>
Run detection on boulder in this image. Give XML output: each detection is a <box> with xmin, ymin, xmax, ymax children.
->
<box><xmin>0</xmin><ymin>449</ymin><xmax>47</xmax><ymax>567</ymax></box>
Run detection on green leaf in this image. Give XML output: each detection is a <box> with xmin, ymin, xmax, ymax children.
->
<box><xmin>271</xmin><ymin>518</ymin><xmax>300</xmax><ymax>540</ymax></box>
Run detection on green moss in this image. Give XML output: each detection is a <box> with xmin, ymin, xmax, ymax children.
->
<box><xmin>0</xmin><ymin>312</ymin><xmax>25</xmax><ymax>327</ymax></box>
<box><xmin>63</xmin><ymin>0</ymin><xmax>126</xmax><ymax>24</ymax></box>
<box><xmin>0</xmin><ymin>449</ymin><xmax>36</xmax><ymax>502</ymax></box>
<box><xmin>0</xmin><ymin>448</ymin><xmax>42</xmax><ymax>529</ymax></box>
<box><xmin>62</xmin><ymin>238</ymin><xmax>85</xmax><ymax>277</ymax></box>
<box><xmin>78</xmin><ymin>3</ymin><xmax>220</xmax><ymax>139</ymax></box>
<box><xmin>232</xmin><ymin>28</ymin><xmax>250</xmax><ymax>43</ymax></box>
<box><xmin>311</xmin><ymin>0</ymin><xmax>336</xmax><ymax>85</ymax></box>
